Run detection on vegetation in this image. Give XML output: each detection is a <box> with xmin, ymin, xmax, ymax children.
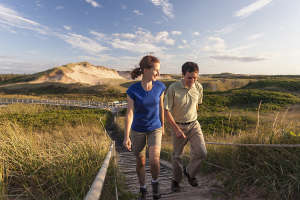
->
<box><xmin>114</xmin><ymin>76</ymin><xmax>300</xmax><ymax>199</ymax></box>
<box><xmin>0</xmin><ymin>74</ymin><xmax>23</xmax><ymax>82</ymax></box>
<box><xmin>243</xmin><ymin>79</ymin><xmax>300</xmax><ymax>94</ymax></box>
<box><xmin>2</xmin><ymin>74</ymin><xmax>300</xmax><ymax>199</ymax></box>
<box><xmin>0</xmin><ymin>104</ymin><xmax>130</xmax><ymax>200</ymax></box>
<box><xmin>0</xmin><ymin>82</ymin><xmax>126</xmax><ymax>101</ymax></box>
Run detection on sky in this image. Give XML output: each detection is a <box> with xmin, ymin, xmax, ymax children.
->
<box><xmin>0</xmin><ymin>0</ymin><xmax>300</xmax><ymax>75</ymax></box>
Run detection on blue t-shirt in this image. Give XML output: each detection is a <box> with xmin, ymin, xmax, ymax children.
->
<box><xmin>126</xmin><ymin>81</ymin><xmax>166</xmax><ymax>132</ymax></box>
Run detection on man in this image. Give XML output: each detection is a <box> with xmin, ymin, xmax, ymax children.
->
<box><xmin>164</xmin><ymin>62</ymin><xmax>207</xmax><ymax>192</ymax></box>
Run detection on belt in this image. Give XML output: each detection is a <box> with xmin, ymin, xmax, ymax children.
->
<box><xmin>176</xmin><ymin>120</ymin><xmax>196</xmax><ymax>125</ymax></box>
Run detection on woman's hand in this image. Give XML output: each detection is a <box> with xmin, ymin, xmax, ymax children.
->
<box><xmin>175</xmin><ymin>127</ymin><xmax>186</xmax><ymax>139</ymax></box>
<box><xmin>123</xmin><ymin>137</ymin><xmax>132</xmax><ymax>151</ymax></box>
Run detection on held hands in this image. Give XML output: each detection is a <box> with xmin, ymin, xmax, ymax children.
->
<box><xmin>123</xmin><ymin>137</ymin><xmax>132</xmax><ymax>151</ymax></box>
<box><xmin>175</xmin><ymin>128</ymin><xmax>186</xmax><ymax>139</ymax></box>
<box><xmin>162</xmin><ymin>125</ymin><xmax>165</xmax><ymax>136</ymax></box>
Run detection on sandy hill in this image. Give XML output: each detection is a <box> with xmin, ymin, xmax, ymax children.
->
<box><xmin>31</xmin><ymin>62</ymin><xmax>126</xmax><ymax>85</ymax></box>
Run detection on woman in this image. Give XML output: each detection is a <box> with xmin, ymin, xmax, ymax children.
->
<box><xmin>123</xmin><ymin>55</ymin><xmax>166</xmax><ymax>200</ymax></box>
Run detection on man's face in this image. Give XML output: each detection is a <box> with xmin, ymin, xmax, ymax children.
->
<box><xmin>183</xmin><ymin>71</ymin><xmax>198</xmax><ymax>88</ymax></box>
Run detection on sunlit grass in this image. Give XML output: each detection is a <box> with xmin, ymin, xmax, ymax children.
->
<box><xmin>0</xmin><ymin>104</ymin><xmax>111</xmax><ymax>200</ymax></box>
<box><xmin>116</xmin><ymin>108</ymin><xmax>300</xmax><ymax>199</ymax></box>
<box><xmin>163</xmin><ymin>109</ymin><xmax>300</xmax><ymax>199</ymax></box>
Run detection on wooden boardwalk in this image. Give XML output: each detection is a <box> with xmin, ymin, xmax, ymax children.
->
<box><xmin>107</xmin><ymin>120</ymin><xmax>226</xmax><ymax>200</ymax></box>
<box><xmin>117</xmin><ymin>149</ymin><xmax>224</xmax><ymax>200</ymax></box>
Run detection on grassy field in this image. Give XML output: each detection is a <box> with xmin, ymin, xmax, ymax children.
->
<box><xmin>2</xmin><ymin>73</ymin><xmax>300</xmax><ymax>199</ymax></box>
<box><xmin>0</xmin><ymin>104</ymin><xmax>133</xmax><ymax>200</ymax></box>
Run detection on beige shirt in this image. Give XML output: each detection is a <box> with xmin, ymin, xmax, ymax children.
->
<box><xmin>164</xmin><ymin>80</ymin><xmax>203</xmax><ymax>123</ymax></box>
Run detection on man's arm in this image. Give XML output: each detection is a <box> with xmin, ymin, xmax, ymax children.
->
<box><xmin>165</xmin><ymin>109</ymin><xmax>186</xmax><ymax>138</ymax></box>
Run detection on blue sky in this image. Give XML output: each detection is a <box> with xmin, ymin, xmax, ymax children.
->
<box><xmin>0</xmin><ymin>0</ymin><xmax>299</xmax><ymax>74</ymax></box>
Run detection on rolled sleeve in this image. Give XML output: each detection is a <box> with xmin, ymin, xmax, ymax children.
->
<box><xmin>164</xmin><ymin>85</ymin><xmax>174</xmax><ymax>111</ymax></box>
<box><xmin>160</xmin><ymin>83</ymin><xmax>166</xmax><ymax>97</ymax></box>
<box><xmin>197</xmin><ymin>82</ymin><xmax>203</xmax><ymax>104</ymax></box>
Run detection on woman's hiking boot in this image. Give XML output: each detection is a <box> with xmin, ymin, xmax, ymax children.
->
<box><xmin>151</xmin><ymin>181</ymin><xmax>161</xmax><ymax>199</ymax></box>
<box><xmin>137</xmin><ymin>187</ymin><xmax>147</xmax><ymax>200</ymax></box>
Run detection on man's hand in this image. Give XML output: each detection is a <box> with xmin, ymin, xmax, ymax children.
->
<box><xmin>123</xmin><ymin>137</ymin><xmax>132</xmax><ymax>151</ymax></box>
<box><xmin>162</xmin><ymin>125</ymin><xmax>165</xmax><ymax>136</ymax></box>
<box><xmin>175</xmin><ymin>128</ymin><xmax>186</xmax><ymax>139</ymax></box>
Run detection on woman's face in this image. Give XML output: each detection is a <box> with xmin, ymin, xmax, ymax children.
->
<box><xmin>144</xmin><ymin>62</ymin><xmax>160</xmax><ymax>81</ymax></box>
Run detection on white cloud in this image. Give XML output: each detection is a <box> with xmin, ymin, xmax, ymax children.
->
<box><xmin>133</xmin><ymin>10</ymin><xmax>143</xmax><ymax>16</ymax></box>
<box><xmin>113</xmin><ymin>28</ymin><xmax>175</xmax><ymax>45</ymax></box>
<box><xmin>150</xmin><ymin>0</ymin><xmax>174</xmax><ymax>18</ymax></box>
<box><xmin>56</xmin><ymin>6</ymin><xmax>64</xmax><ymax>10</ymax></box>
<box><xmin>171</xmin><ymin>31</ymin><xmax>181</xmax><ymax>35</ymax></box>
<box><xmin>78</xmin><ymin>54</ymin><xmax>115</xmax><ymax>63</ymax></box>
<box><xmin>193</xmin><ymin>32</ymin><xmax>200</xmax><ymax>36</ymax></box>
<box><xmin>121</xmin><ymin>5</ymin><xmax>127</xmax><ymax>10</ymax></box>
<box><xmin>178</xmin><ymin>40</ymin><xmax>189</xmax><ymax>49</ymax></box>
<box><xmin>155</xmin><ymin>31</ymin><xmax>174</xmax><ymax>45</ymax></box>
<box><xmin>247</xmin><ymin>33</ymin><xmax>264</xmax><ymax>40</ymax></box>
<box><xmin>203</xmin><ymin>37</ymin><xmax>226</xmax><ymax>52</ymax></box>
<box><xmin>35</xmin><ymin>0</ymin><xmax>42</xmax><ymax>7</ymax></box>
<box><xmin>235</xmin><ymin>0</ymin><xmax>272</xmax><ymax>18</ymax></box>
<box><xmin>0</xmin><ymin>23</ymin><xmax>17</xmax><ymax>33</ymax></box>
<box><xmin>0</xmin><ymin>3</ymin><xmax>48</xmax><ymax>34</ymax></box>
<box><xmin>63</xmin><ymin>25</ymin><xmax>71</xmax><ymax>31</ymax></box>
<box><xmin>0</xmin><ymin>56</ymin><xmax>54</xmax><ymax>73</ymax></box>
<box><xmin>210</xmin><ymin>55</ymin><xmax>266</xmax><ymax>62</ymax></box>
<box><xmin>214</xmin><ymin>24</ymin><xmax>239</xmax><ymax>35</ymax></box>
<box><xmin>108</xmin><ymin>28</ymin><xmax>177</xmax><ymax>54</ymax></box>
<box><xmin>202</xmin><ymin>36</ymin><xmax>266</xmax><ymax>63</ymax></box>
<box><xmin>115</xmin><ymin>33</ymin><xmax>136</xmax><ymax>39</ymax></box>
<box><xmin>85</xmin><ymin>0</ymin><xmax>101</xmax><ymax>8</ymax></box>
<box><xmin>58</xmin><ymin>33</ymin><xmax>108</xmax><ymax>54</ymax></box>
<box><xmin>90</xmin><ymin>30</ymin><xmax>107</xmax><ymax>40</ymax></box>
<box><xmin>111</xmin><ymin>39</ymin><xmax>162</xmax><ymax>53</ymax></box>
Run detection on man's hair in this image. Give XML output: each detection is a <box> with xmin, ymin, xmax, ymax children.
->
<box><xmin>182</xmin><ymin>62</ymin><xmax>199</xmax><ymax>75</ymax></box>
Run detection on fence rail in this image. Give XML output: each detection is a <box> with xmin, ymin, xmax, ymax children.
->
<box><xmin>0</xmin><ymin>98</ymin><xmax>127</xmax><ymax>111</ymax></box>
<box><xmin>84</xmin><ymin>142</ymin><xmax>115</xmax><ymax>200</ymax></box>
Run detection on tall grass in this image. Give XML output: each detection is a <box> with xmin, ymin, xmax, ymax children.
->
<box><xmin>0</xmin><ymin>104</ymin><xmax>111</xmax><ymax>200</ymax></box>
<box><xmin>161</xmin><ymin>107</ymin><xmax>300</xmax><ymax>199</ymax></box>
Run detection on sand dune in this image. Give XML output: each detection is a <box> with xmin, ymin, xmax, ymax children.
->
<box><xmin>32</xmin><ymin>62</ymin><xmax>126</xmax><ymax>85</ymax></box>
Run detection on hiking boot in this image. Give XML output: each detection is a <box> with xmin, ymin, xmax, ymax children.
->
<box><xmin>183</xmin><ymin>167</ymin><xmax>198</xmax><ymax>187</ymax></box>
<box><xmin>151</xmin><ymin>181</ymin><xmax>161</xmax><ymax>199</ymax></box>
<box><xmin>171</xmin><ymin>179</ymin><xmax>181</xmax><ymax>192</ymax></box>
<box><xmin>137</xmin><ymin>187</ymin><xmax>147</xmax><ymax>200</ymax></box>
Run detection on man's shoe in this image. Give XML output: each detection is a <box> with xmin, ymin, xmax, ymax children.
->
<box><xmin>183</xmin><ymin>167</ymin><xmax>198</xmax><ymax>187</ymax></box>
<box><xmin>171</xmin><ymin>180</ymin><xmax>181</xmax><ymax>192</ymax></box>
<box><xmin>151</xmin><ymin>181</ymin><xmax>161</xmax><ymax>199</ymax></box>
<box><xmin>137</xmin><ymin>187</ymin><xmax>147</xmax><ymax>200</ymax></box>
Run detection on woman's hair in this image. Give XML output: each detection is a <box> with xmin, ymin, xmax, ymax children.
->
<box><xmin>131</xmin><ymin>55</ymin><xmax>160</xmax><ymax>79</ymax></box>
<box><xmin>182</xmin><ymin>62</ymin><xmax>199</xmax><ymax>75</ymax></box>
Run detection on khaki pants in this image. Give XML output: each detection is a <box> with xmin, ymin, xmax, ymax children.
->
<box><xmin>172</xmin><ymin>120</ymin><xmax>207</xmax><ymax>183</ymax></box>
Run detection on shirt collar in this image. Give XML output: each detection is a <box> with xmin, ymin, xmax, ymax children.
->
<box><xmin>180</xmin><ymin>79</ymin><xmax>196</xmax><ymax>90</ymax></box>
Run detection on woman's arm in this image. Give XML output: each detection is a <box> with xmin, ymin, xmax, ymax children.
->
<box><xmin>123</xmin><ymin>95</ymin><xmax>134</xmax><ymax>151</ymax></box>
<box><xmin>159</xmin><ymin>92</ymin><xmax>165</xmax><ymax>135</ymax></box>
